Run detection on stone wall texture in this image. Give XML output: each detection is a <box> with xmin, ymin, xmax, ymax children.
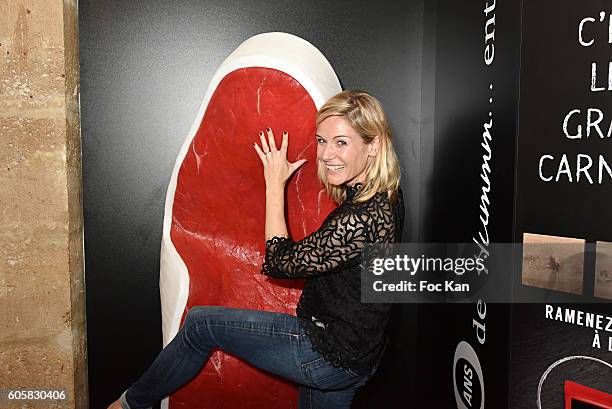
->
<box><xmin>0</xmin><ymin>0</ymin><xmax>87</xmax><ymax>408</ymax></box>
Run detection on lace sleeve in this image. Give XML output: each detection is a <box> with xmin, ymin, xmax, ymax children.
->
<box><xmin>262</xmin><ymin>208</ymin><xmax>371</xmax><ymax>279</ymax></box>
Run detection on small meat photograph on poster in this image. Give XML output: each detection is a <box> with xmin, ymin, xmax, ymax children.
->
<box><xmin>595</xmin><ymin>241</ymin><xmax>612</xmax><ymax>300</ymax></box>
<box><xmin>521</xmin><ymin>233</ymin><xmax>585</xmax><ymax>295</ymax></box>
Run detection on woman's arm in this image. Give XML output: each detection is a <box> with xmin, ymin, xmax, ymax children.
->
<box><xmin>264</xmin><ymin>185</ymin><xmax>287</xmax><ymax>241</ymax></box>
<box><xmin>262</xmin><ymin>208</ymin><xmax>372</xmax><ymax>279</ymax></box>
<box><xmin>253</xmin><ymin>128</ymin><xmax>307</xmax><ymax>241</ymax></box>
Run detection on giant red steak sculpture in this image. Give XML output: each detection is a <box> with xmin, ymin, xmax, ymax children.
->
<box><xmin>159</xmin><ymin>33</ymin><xmax>341</xmax><ymax>409</ymax></box>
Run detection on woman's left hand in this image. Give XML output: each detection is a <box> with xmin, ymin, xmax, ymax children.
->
<box><xmin>254</xmin><ymin>128</ymin><xmax>307</xmax><ymax>190</ymax></box>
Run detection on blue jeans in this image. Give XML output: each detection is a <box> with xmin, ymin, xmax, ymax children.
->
<box><xmin>119</xmin><ymin>306</ymin><xmax>379</xmax><ymax>409</ymax></box>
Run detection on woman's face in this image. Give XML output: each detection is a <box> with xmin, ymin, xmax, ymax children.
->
<box><xmin>316</xmin><ymin>115</ymin><xmax>379</xmax><ymax>187</ymax></box>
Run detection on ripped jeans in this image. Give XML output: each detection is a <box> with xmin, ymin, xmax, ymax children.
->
<box><xmin>120</xmin><ymin>306</ymin><xmax>379</xmax><ymax>409</ymax></box>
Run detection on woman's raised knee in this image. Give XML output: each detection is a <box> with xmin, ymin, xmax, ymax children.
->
<box><xmin>183</xmin><ymin>306</ymin><xmax>229</xmax><ymax>334</ymax></box>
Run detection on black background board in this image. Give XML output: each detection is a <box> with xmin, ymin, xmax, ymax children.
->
<box><xmin>509</xmin><ymin>304</ymin><xmax>612</xmax><ymax>409</ymax></box>
<box><xmin>78</xmin><ymin>1</ymin><xmax>425</xmax><ymax>408</ymax></box>
<box><xmin>510</xmin><ymin>1</ymin><xmax>612</xmax><ymax>408</ymax></box>
<box><xmin>417</xmin><ymin>0</ymin><xmax>520</xmax><ymax>407</ymax></box>
<box><xmin>424</xmin><ymin>0</ymin><xmax>518</xmax><ymax>245</ymax></box>
<box><xmin>515</xmin><ymin>0</ymin><xmax>612</xmax><ymax>241</ymax></box>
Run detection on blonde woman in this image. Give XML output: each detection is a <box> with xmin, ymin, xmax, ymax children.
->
<box><xmin>108</xmin><ymin>90</ymin><xmax>404</xmax><ymax>409</ymax></box>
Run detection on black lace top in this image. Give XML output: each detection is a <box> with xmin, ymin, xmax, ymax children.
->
<box><xmin>262</xmin><ymin>183</ymin><xmax>404</xmax><ymax>374</ymax></box>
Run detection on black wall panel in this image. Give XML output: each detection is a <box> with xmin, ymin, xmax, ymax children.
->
<box><xmin>510</xmin><ymin>1</ymin><xmax>612</xmax><ymax>407</ymax></box>
<box><xmin>417</xmin><ymin>0</ymin><xmax>520</xmax><ymax>407</ymax></box>
<box><xmin>79</xmin><ymin>1</ymin><xmax>425</xmax><ymax>408</ymax></box>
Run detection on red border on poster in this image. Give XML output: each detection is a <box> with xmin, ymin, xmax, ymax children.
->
<box><xmin>565</xmin><ymin>380</ymin><xmax>612</xmax><ymax>409</ymax></box>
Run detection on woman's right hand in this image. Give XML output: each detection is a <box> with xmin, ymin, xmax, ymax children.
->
<box><xmin>253</xmin><ymin>128</ymin><xmax>307</xmax><ymax>191</ymax></box>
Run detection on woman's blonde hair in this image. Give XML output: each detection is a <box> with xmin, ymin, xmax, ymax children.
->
<box><xmin>316</xmin><ymin>90</ymin><xmax>401</xmax><ymax>203</ymax></box>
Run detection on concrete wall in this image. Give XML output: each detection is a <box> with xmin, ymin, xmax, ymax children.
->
<box><xmin>0</xmin><ymin>1</ymin><xmax>87</xmax><ymax>408</ymax></box>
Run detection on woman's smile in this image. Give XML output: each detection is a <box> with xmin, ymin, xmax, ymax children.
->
<box><xmin>324</xmin><ymin>163</ymin><xmax>345</xmax><ymax>172</ymax></box>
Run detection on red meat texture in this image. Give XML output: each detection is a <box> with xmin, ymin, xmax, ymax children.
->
<box><xmin>169</xmin><ymin>67</ymin><xmax>336</xmax><ymax>409</ymax></box>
